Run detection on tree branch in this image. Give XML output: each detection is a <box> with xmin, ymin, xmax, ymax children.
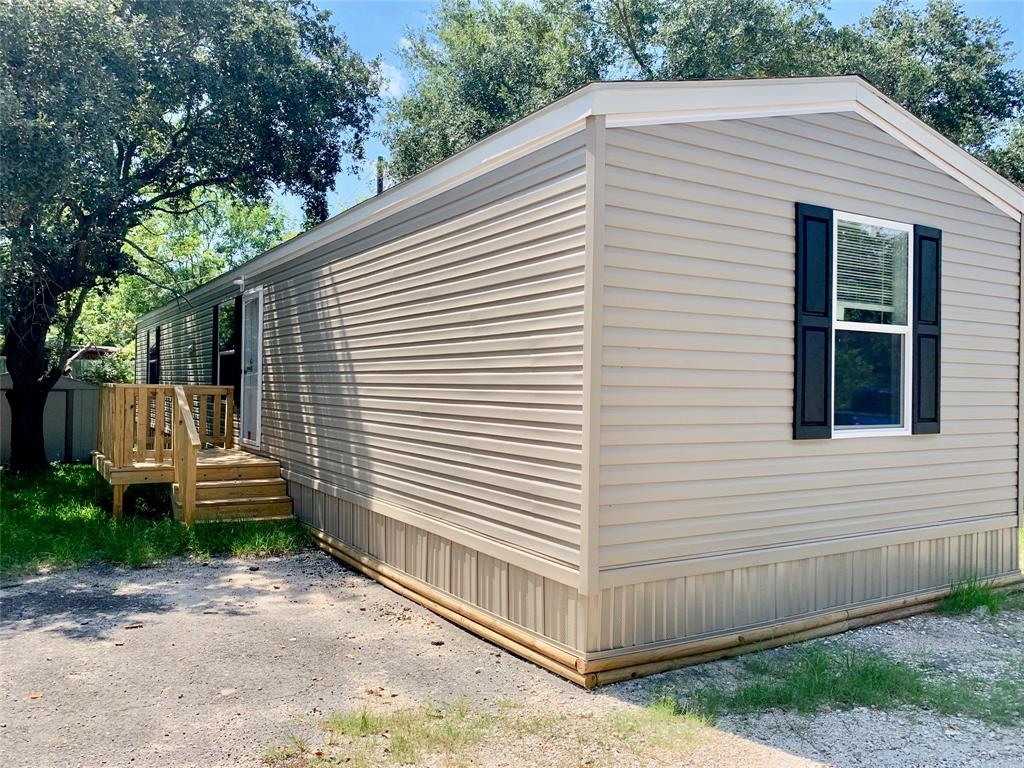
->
<box><xmin>54</xmin><ymin>284</ymin><xmax>92</xmax><ymax>371</ymax></box>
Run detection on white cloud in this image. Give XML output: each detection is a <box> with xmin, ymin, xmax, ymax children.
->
<box><xmin>379</xmin><ymin>62</ymin><xmax>407</xmax><ymax>99</ymax></box>
<box><xmin>398</xmin><ymin>36</ymin><xmax>413</xmax><ymax>51</ymax></box>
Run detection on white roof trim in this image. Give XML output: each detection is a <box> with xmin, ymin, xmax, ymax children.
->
<box><xmin>593</xmin><ymin>77</ymin><xmax>1023</xmax><ymax>221</ymax></box>
<box><xmin>138</xmin><ymin>76</ymin><xmax>1022</xmax><ymax>325</ymax></box>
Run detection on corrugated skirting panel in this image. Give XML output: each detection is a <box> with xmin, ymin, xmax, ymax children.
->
<box><xmin>587</xmin><ymin>526</ymin><xmax>1020</xmax><ymax>655</ymax></box>
<box><xmin>292</xmin><ymin>476</ymin><xmax>1020</xmax><ymax>687</ymax></box>
<box><xmin>289</xmin><ymin>479</ymin><xmax>586</xmax><ymax>654</ymax></box>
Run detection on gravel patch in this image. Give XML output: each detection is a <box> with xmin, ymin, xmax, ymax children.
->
<box><xmin>1</xmin><ymin>549</ymin><xmax>1021</xmax><ymax>767</ymax></box>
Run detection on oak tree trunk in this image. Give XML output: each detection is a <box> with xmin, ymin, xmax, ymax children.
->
<box><xmin>4</xmin><ymin>301</ymin><xmax>61</xmax><ymax>473</ymax></box>
<box><xmin>4</xmin><ymin>385</ymin><xmax>51</xmax><ymax>471</ymax></box>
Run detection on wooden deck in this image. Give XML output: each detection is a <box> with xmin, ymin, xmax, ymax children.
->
<box><xmin>93</xmin><ymin>384</ymin><xmax>292</xmax><ymax>524</ymax></box>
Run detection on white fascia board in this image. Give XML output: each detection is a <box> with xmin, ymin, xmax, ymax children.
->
<box><xmin>595</xmin><ymin>76</ymin><xmax>1023</xmax><ymax>222</ymax></box>
<box><xmin>852</xmin><ymin>81</ymin><xmax>1024</xmax><ymax>222</ymax></box>
<box><xmin>596</xmin><ymin>76</ymin><xmax>862</xmax><ymax>127</ymax></box>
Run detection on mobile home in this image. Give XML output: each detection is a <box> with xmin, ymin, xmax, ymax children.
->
<box><xmin>131</xmin><ymin>77</ymin><xmax>1024</xmax><ymax>685</ymax></box>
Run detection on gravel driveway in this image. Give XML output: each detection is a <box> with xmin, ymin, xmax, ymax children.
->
<box><xmin>1</xmin><ymin>550</ymin><xmax>1021</xmax><ymax>767</ymax></box>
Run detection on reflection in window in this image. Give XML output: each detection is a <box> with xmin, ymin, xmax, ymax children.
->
<box><xmin>834</xmin><ymin>330</ymin><xmax>902</xmax><ymax>427</ymax></box>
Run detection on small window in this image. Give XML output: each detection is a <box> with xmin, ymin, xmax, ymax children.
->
<box><xmin>146</xmin><ymin>327</ymin><xmax>161</xmax><ymax>384</ymax></box>
<box><xmin>832</xmin><ymin>213</ymin><xmax>913</xmax><ymax>436</ymax></box>
<box><xmin>216</xmin><ymin>299</ymin><xmax>238</xmax><ymax>385</ymax></box>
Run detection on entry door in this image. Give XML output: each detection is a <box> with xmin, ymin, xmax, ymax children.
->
<box><xmin>240</xmin><ymin>286</ymin><xmax>263</xmax><ymax>446</ymax></box>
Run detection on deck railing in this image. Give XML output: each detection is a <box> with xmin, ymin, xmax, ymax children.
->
<box><xmin>97</xmin><ymin>383</ymin><xmax>235</xmax><ymax>468</ymax></box>
<box><xmin>172</xmin><ymin>386</ymin><xmax>201</xmax><ymax>525</ymax></box>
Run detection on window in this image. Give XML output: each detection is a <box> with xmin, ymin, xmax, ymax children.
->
<box><xmin>793</xmin><ymin>203</ymin><xmax>940</xmax><ymax>440</ymax></box>
<box><xmin>216</xmin><ymin>299</ymin><xmax>238</xmax><ymax>386</ymax></box>
<box><xmin>832</xmin><ymin>213</ymin><xmax>913</xmax><ymax>436</ymax></box>
<box><xmin>211</xmin><ymin>297</ymin><xmax>241</xmax><ymax>392</ymax></box>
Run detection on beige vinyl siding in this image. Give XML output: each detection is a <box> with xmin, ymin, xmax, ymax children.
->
<box><xmin>136</xmin><ymin>292</ymin><xmax>237</xmax><ymax>386</ymax></box>
<box><xmin>598</xmin><ymin>112</ymin><xmax>1021</xmax><ymax>585</ymax></box>
<box><xmin>260</xmin><ymin>135</ymin><xmax>587</xmax><ymax>580</ymax></box>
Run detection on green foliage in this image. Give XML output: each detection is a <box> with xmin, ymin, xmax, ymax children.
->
<box><xmin>384</xmin><ymin>0</ymin><xmax>1023</xmax><ymax>180</ymax></box>
<box><xmin>696</xmin><ymin>647</ymin><xmax>926</xmax><ymax>716</ymax></box>
<box><xmin>75</xmin><ymin>347</ymin><xmax>135</xmax><ymax>384</ymax></box>
<box><xmin>0</xmin><ymin>464</ymin><xmax>308</xmax><ymax>576</ymax></box>
<box><xmin>983</xmin><ymin>120</ymin><xmax>1024</xmax><ymax>187</ymax></box>
<box><xmin>1</xmin><ymin>0</ymin><xmax>378</xmax><ymax>468</ymax></box>
<box><xmin>832</xmin><ymin>0</ymin><xmax>1022</xmax><ymax>153</ymax></box>
<box><xmin>684</xmin><ymin>645</ymin><xmax>1024</xmax><ymax>726</ymax></box>
<box><xmin>315</xmin><ymin>700</ymin><xmax>493</xmax><ymax>768</ymax></box>
<box><xmin>385</xmin><ymin>0</ymin><xmax>610</xmax><ymax>180</ymax></box>
<box><xmin>295</xmin><ymin>698</ymin><xmax>704</xmax><ymax>768</ymax></box>
<box><xmin>74</xmin><ymin>191</ymin><xmax>295</xmax><ymax>348</ymax></box>
<box><xmin>937</xmin><ymin>576</ymin><xmax>1007</xmax><ymax>616</ymax></box>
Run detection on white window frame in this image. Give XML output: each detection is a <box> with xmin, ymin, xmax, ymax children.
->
<box><xmin>830</xmin><ymin>211</ymin><xmax>914</xmax><ymax>439</ymax></box>
<box><xmin>240</xmin><ymin>285</ymin><xmax>264</xmax><ymax>448</ymax></box>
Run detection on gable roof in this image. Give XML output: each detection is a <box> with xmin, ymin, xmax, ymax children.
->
<box><xmin>138</xmin><ymin>75</ymin><xmax>1023</xmax><ymax>325</ymax></box>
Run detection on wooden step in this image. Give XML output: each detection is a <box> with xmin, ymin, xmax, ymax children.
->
<box><xmin>195</xmin><ymin>460</ymin><xmax>281</xmax><ymax>481</ymax></box>
<box><xmin>193</xmin><ymin>496</ymin><xmax>294</xmax><ymax>521</ymax></box>
<box><xmin>195</xmin><ymin>477</ymin><xmax>287</xmax><ymax>500</ymax></box>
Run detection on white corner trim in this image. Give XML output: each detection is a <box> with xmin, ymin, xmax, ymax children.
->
<box><xmin>579</xmin><ymin>114</ymin><xmax>606</xmax><ymax>596</ymax></box>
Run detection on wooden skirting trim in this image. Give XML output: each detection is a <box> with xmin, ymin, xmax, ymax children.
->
<box><xmin>307</xmin><ymin>529</ymin><xmax>593</xmax><ymax>686</ymax></box>
<box><xmin>308</xmin><ymin>525</ymin><xmax>1023</xmax><ymax>689</ymax></box>
<box><xmin>583</xmin><ymin>572</ymin><xmax>1024</xmax><ymax>676</ymax></box>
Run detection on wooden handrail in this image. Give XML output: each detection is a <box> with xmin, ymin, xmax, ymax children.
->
<box><xmin>97</xmin><ymin>383</ymin><xmax>235</xmax><ymax>467</ymax></box>
<box><xmin>172</xmin><ymin>385</ymin><xmax>201</xmax><ymax>526</ymax></box>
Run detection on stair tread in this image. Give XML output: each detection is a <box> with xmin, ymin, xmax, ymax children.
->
<box><xmin>195</xmin><ymin>495</ymin><xmax>292</xmax><ymax>507</ymax></box>
<box><xmin>196</xmin><ymin>477</ymin><xmax>285</xmax><ymax>486</ymax></box>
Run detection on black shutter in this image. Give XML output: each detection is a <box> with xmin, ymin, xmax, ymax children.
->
<box><xmin>147</xmin><ymin>326</ymin><xmax>162</xmax><ymax>384</ymax></box>
<box><xmin>913</xmin><ymin>225</ymin><xmax>941</xmax><ymax>434</ymax></box>
<box><xmin>210</xmin><ymin>304</ymin><xmax>220</xmax><ymax>384</ymax></box>
<box><xmin>794</xmin><ymin>203</ymin><xmax>833</xmax><ymax>439</ymax></box>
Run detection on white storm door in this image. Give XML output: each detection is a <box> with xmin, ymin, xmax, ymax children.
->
<box><xmin>240</xmin><ymin>286</ymin><xmax>263</xmax><ymax>447</ymax></box>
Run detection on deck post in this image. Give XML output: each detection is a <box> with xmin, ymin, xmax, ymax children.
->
<box><xmin>112</xmin><ymin>485</ymin><xmax>124</xmax><ymax>519</ymax></box>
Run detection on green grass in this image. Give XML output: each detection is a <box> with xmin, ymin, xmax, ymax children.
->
<box><xmin>1</xmin><ymin>463</ymin><xmax>309</xmax><ymax>577</ymax></box>
<box><xmin>937</xmin><ymin>575</ymin><xmax>1007</xmax><ymax>616</ymax></box>
<box><xmin>687</xmin><ymin>645</ymin><xmax>1024</xmax><ymax>726</ymax></box>
<box><xmin>266</xmin><ymin>699</ymin><xmax>707</xmax><ymax>768</ymax></box>
<box><xmin>694</xmin><ymin>647</ymin><xmax>925</xmax><ymax>717</ymax></box>
<box><xmin>316</xmin><ymin>700</ymin><xmax>494</xmax><ymax>768</ymax></box>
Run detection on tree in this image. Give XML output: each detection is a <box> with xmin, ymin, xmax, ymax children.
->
<box><xmin>1</xmin><ymin>0</ymin><xmax>378</xmax><ymax>471</ymax></box>
<box><xmin>608</xmin><ymin>0</ymin><xmax>834</xmax><ymax>81</ymax></box>
<box><xmin>983</xmin><ymin>121</ymin><xmax>1024</xmax><ymax>187</ymax></box>
<box><xmin>384</xmin><ymin>0</ymin><xmax>610</xmax><ymax>180</ymax></box>
<box><xmin>830</xmin><ymin>0</ymin><xmax>1023</xmax><ymax>154</ymax></box>
<box><xmin>384</xmin><ymin>0</ymin><xmax>1022</xmax><ymax>180</ymax></box>
<box><xmin>74</xmin><ymin>192</ymin><xmax>296</xmax><ymax>351</ymax></box>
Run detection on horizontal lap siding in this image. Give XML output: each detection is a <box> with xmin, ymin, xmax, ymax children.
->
<box><xmin>136</xmin><ymin>297</ymin><xmax>231</xmax><ymax>386</ymax></box>
<box><xmin>262</xmin><ymin>136</ymin><xmax>587</xmax><ymax>573</ymax></box>
<box><xmin>599</xmin><ymin>113</ymin><xmax>1020</xmax><ymax>580</ymax></box>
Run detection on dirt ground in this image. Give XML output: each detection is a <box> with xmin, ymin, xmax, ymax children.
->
<box><xmin>1</xmin><ymin>549</ymin><xmax>1021</xmax><ymax>768</ymax></box>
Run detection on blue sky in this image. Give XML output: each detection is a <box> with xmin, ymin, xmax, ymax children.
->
<box><xmin>276</xmin><ymin>0</ymin><xmax>1023</xmax><ymax>223</ymax></box>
